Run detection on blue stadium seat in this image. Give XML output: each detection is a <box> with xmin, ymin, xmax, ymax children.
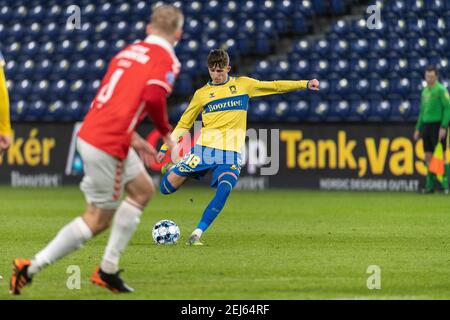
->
<box><xmin>332</xmin><ymin>19</ymin><xmax>350</xmax><ymax>36</ymax></box>
<box><xmin>86</xmin><ymin>80</ymin><xmax>101</xmax><ymax>97</ymax></box>
<box><xmin>351</xmin><ymin>38</ymin><xmax>369</xmax><ymax>56</ymax></box>
<box><xmin>427</xmin><ymin>0</ymin><xmax>447</xmax><ymax>12</ymax></box>
<box><xmin>269</xmin><ymin>101</ymin><xmax>290</xmax><ymax>121</ymax></box>
<box><xmin>25</xmin><ymin>100</ymin><xmax>46</xmax><ymax>121</ymax></box>
<box><xmin>183</xmin><ymin>59</ymin><xmax>199</xmax><ymax>76</ymax></box>
<box><xmin>275</xmin><ymin>60</ymin><xmax>290</xmax><ymax>77</ymax></box>
<box><xmin>88</xmin><ymin>59</ymin><xmax>107</xmax><ymax>80</ymax></box>
<box><xmin>351</xmin><ymin>58</ymin><xmax>369</xmax><ymax>75</ymax></box>
<box><xmin>330</xmin><ymin>59</ymin><xmax>349</xmax><ymax>76</ymax></box>
<box><xmin>185</xmin><ymin>18</ymin><xmax>201</xmax><ymax>35</ymax></box>
<box><xmin>369</xmin><ymin>57</ymin><xmax>389</xmax><ymax>75</ymax></box>
<box><xmin>292</xmin><ymin>59</ymin><xmax>310</xmax><ymax>76</ymax></box>
<box><xmin>255</xmin><ymin>60</ymin><xmax>271</xmax><ymax>76</ymax></box>
<box><xmin>15</xmin><ymin>80</ymin><xmax>32</xmax><ymax>98</ymax></box>
<box><xmin>204</xmin><ymin>0</ymin><xmax>221</xmax><ymax>15</ymax></box>
<box><xmin>10</xmin><ymin>101</ymin><xmax>28</xmax><ymax>121</ymax></box>
<box><xmin>388</xmin><ymin>0</ymin><xmax>406</xmax><ymax>15</ymax></box>
<box><xmin>242</xmin><ymin>0</ymin><xmax>258</xmax><ymax>14</ymax></box>
<box><xmin>391</xmin><ymin>77</ymin><xmax>411</xmax><ymax>97</ymax></box>
<box><xmin>64</xmin><ymin>101</ymin><xmax>84</xmax><ymax>121</ymax></box>
<box><xmin>369</xmin><ymin>98</ymin><xmax>392</xmax><ymax>121</ymax></box>
<box><xmin>44</xmin><ymin>100</ymin><xmax>65</xmax><ymax>121</ymax></box>
<box><xmin>31</xmin><ymin>80</ymin><xmax>50</xmax><ymax>100</ymax></box>
<box><xmin>352</xmin><ymin>18</ymin><xmax>369</xmax><ymax>36</ymax></box>
<box><xmin>0</xmin><ymin>6</ymin><xmax>13</xmax><ymax>22</ymax></box>
<box><xmin>294</xmin><ymin>40</ymin><xmax>311</xmax><ymax>55</ymax></box>
<box><xmin>315</xmin><ymin>39</ymin><xmax>330</xmax><ymax>57</ymax></box>
<box><xmin>334</xmin><ymin>78</ymin><xmax>351</xmax><ymax>96</ymax></box>
<box><xmin>296</xmin><ymin>0</ymin><xmax>314</xmax><ymax>17</ymax></box>
<box><xmin>310</xmin><ymin>59</ymin><xmax>330</xmax><ymax>77</ymax></box>
<box><xmin>370</xmin><ymin>78</ymin><xmax>390</xmax><ymax>96</ymax></box>
<box><xmin>276</xmin><ymin>0</ymin><xmax>294</xmax><ymax>16</ymax></box>
<box><xmin>18</xmin><ymin>60</ymin><xmax>35</xmax><ymax>79</ymax></box>
<box><xmin>407</xmin><ymin>0</ymin><xmax>426</xmax><ymax>14</ymax></box>
<box><xmin>288</xmin><ymin>100</ymin><xmax>310</xmax><ymax>121</ymax></box>
<box><xmin>51</xmin><ymin>80</ymin><xmax>69</xmax><ymax>99</ymax></box>
<box><xmin>248</xmin><ymin>100</ymin><xmax>270</xmax><ymax>122</ymax></box>
<box><xmin>438</xmin><ymin>58</ymin><xmax>449</xmax><ymax>75</ymax></box>
<box><xmin>29</xmin><ymin>5</ymin><xmax>45</xmax><ymax>21</ymax></box>
<box><xmin>223</xmin><ymin>0</ymin><xmax>238</xmax><ymax>14</ymax></box>
<box><xmin>388</xmin><ymin>36</ymin><xmax>407</xmax><ymax>54</ymax></box>
<box><xmin>309</xmin><ymin>100</ymin><xmax>329</xmax><ymax>121</ymax></box>
<box><xmin>349</xmin><ymin>98</ymin><xmax>371</xmax><ymax>121</ymax></box>
<box><xmin>316</xmin><ymin>79</ymin><xmax>330</xmax><ymax>98</ymax></box>
<box><xmin>390</xmin><ymin>99</ymin><xmax>412</xmax><ymax>121</ymax></box>
<box><xmin>353</xmin><ymin>78</ymin><xmax>370</xmax><ymax>96</ymax></box>
<box><xmin>332</xmin><ymin>39</ymin><xmax>349</xmax><ymax>56</ymax></box>
<box><xmin>328</xmin><ymin>100</ymin><xmax>350</xmax><ymax>121</ymax></box>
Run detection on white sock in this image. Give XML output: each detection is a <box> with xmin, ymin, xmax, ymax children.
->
<box><xmin>100</xmin><ymin>199</ymin><xmax>142</xmax><ymax>274</ymax></box>
<box><xmin>193</xmin><ymin>228</ymin><xmax>203</xmax><ymax>238</ymax></box>
<box><xmin>28</xmin><ymin>217</ymin><xmax>93</xmax><ymax>276</ymax></box>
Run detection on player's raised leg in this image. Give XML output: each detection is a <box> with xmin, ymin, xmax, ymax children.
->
<box><xmin>160</xmin><ymin>168</ymin><xmax>188</xmax><ymax>195</ymax></box>
<box><xmin>187</xmin><ymin>172</ymin><xmax>238</xmax><ymax>246</ymax></box>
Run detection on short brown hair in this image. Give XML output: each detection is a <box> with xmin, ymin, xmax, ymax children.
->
<box><xmin>426</xmin><ymin>65</ymin><xmax>439</xmax><ymax>76</ymax></box>
<box><xmin>207</xmin><ymin>49</ymin><xmax>230</xmax><ymax>68</ymax></box>
<box><xmin>151</xmin><ymin>4</ymin><xmax>184</xmax><ymax>34</ymax></box>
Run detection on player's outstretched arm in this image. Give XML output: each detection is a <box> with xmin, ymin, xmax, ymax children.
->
<box><xmin>243</xmin><ymin>76</ymin><xmax>319</xmax><ymax>98</ymax></box>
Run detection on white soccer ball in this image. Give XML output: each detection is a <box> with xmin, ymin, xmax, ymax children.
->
<box><xmin>152</xmin><ymin>219</ymin><xmax>180</xmax><ymax>245</ymax></box>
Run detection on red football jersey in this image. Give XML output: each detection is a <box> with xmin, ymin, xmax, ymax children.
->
<box><xmin>78</xmin><ymin>35</ymin><xmax>180</xmax><ymax>160</ymax></box>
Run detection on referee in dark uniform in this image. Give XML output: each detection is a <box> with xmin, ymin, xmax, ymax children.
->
<box><xmin>414</xmin><ymin>66</ymin><xmax>450</xmax><ymax>193</ymax></box>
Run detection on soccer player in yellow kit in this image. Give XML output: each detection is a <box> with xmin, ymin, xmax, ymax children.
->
<box><xmin>157</xmin><ymin>49</ymin><xmax>319</xmax><ymax>245</ymax></box>
<box><xmin>0</xmin><ymin>50</ymin><xmax>12</xmax><ymax>154</ymax></box>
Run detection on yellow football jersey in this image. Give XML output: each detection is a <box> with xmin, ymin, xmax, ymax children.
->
<box><xmin>0</xmin><ymin>50</ymin><xmax>11</xmax><ymax>136</ymax></box>
<box><xmin>168</xmin><ymin>76</ymin><xmax>309</xmax><ymax>153</ymax></box>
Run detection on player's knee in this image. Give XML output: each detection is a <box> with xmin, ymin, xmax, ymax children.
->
<box><xmin>127</xmin><ymin>177</ymin><xmax>155</xmax><ymax>206</ymax></box>
<box><xmin>160</xmin><ymin>174</ymin><xmax>177</xmax><ymax>195</ymax></box>
<box><xmin>217</xmin><ymin>172</ymin><xmax>238</xmax><ymax>193</ymax></box>
<box><xmin>83</xmin><ymin>207</ymin><xmax>114</xmax><ymax>235</ymax></box>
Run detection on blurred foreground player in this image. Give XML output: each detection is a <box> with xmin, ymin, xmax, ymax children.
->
<box><xmin>0</xmin><ymin>50</ymin><xmax>11</xmax><ymax>154</ymax></box>
<box><xmin>10</xmin><ymin>5</ymin><xmax>183</xmax><ymax>294</ymax></box>
<box><xmin>414</xmin><ymin>66</ymin><xmax>450</xmax><ymax>194</ymax></box>
<box><xmin>157</xmin><ymin>49</ymin><xmax>319</xmax><ymax>245</ymax></box>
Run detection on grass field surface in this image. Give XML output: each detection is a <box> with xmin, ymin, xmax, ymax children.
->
<box><xmin>0</xmin><ymin>186</ymin><xmax>449</xmax><ymax>300</ymax></box>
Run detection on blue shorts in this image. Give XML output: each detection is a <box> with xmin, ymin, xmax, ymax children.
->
<box><xmin>172</xmin><ymin>145</ymin><xmax>242</xmax><ymax>188</ymax></box>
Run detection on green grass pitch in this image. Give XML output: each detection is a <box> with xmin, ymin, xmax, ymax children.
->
<box><xmin>0</xmin><ymin>186</ymin><xmax>450</xmax><ymax>300</ymax></box>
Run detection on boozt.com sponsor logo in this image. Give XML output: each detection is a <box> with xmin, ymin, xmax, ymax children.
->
<box><xmin>204</xmin><ymin>95</ymin><xmax>249</xmax><ymax>113</ymax></box>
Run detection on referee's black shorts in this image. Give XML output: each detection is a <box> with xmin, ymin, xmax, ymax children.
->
<box><xmin>422</xmin><ymin>122</ymin><xmax>447</xmax><ymax>153</ymax></box>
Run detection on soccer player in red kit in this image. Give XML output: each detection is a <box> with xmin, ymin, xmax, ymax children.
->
<box><xmin>10</xmin><ymin>5</ymin><xmax>183</xmax><ymax>294</ymax></box>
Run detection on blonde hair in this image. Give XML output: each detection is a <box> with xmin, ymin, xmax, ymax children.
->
<box><xmin>150</xmin><ymin>4</ymin><xmax>184</xmax><ymax>34</ymax></box>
